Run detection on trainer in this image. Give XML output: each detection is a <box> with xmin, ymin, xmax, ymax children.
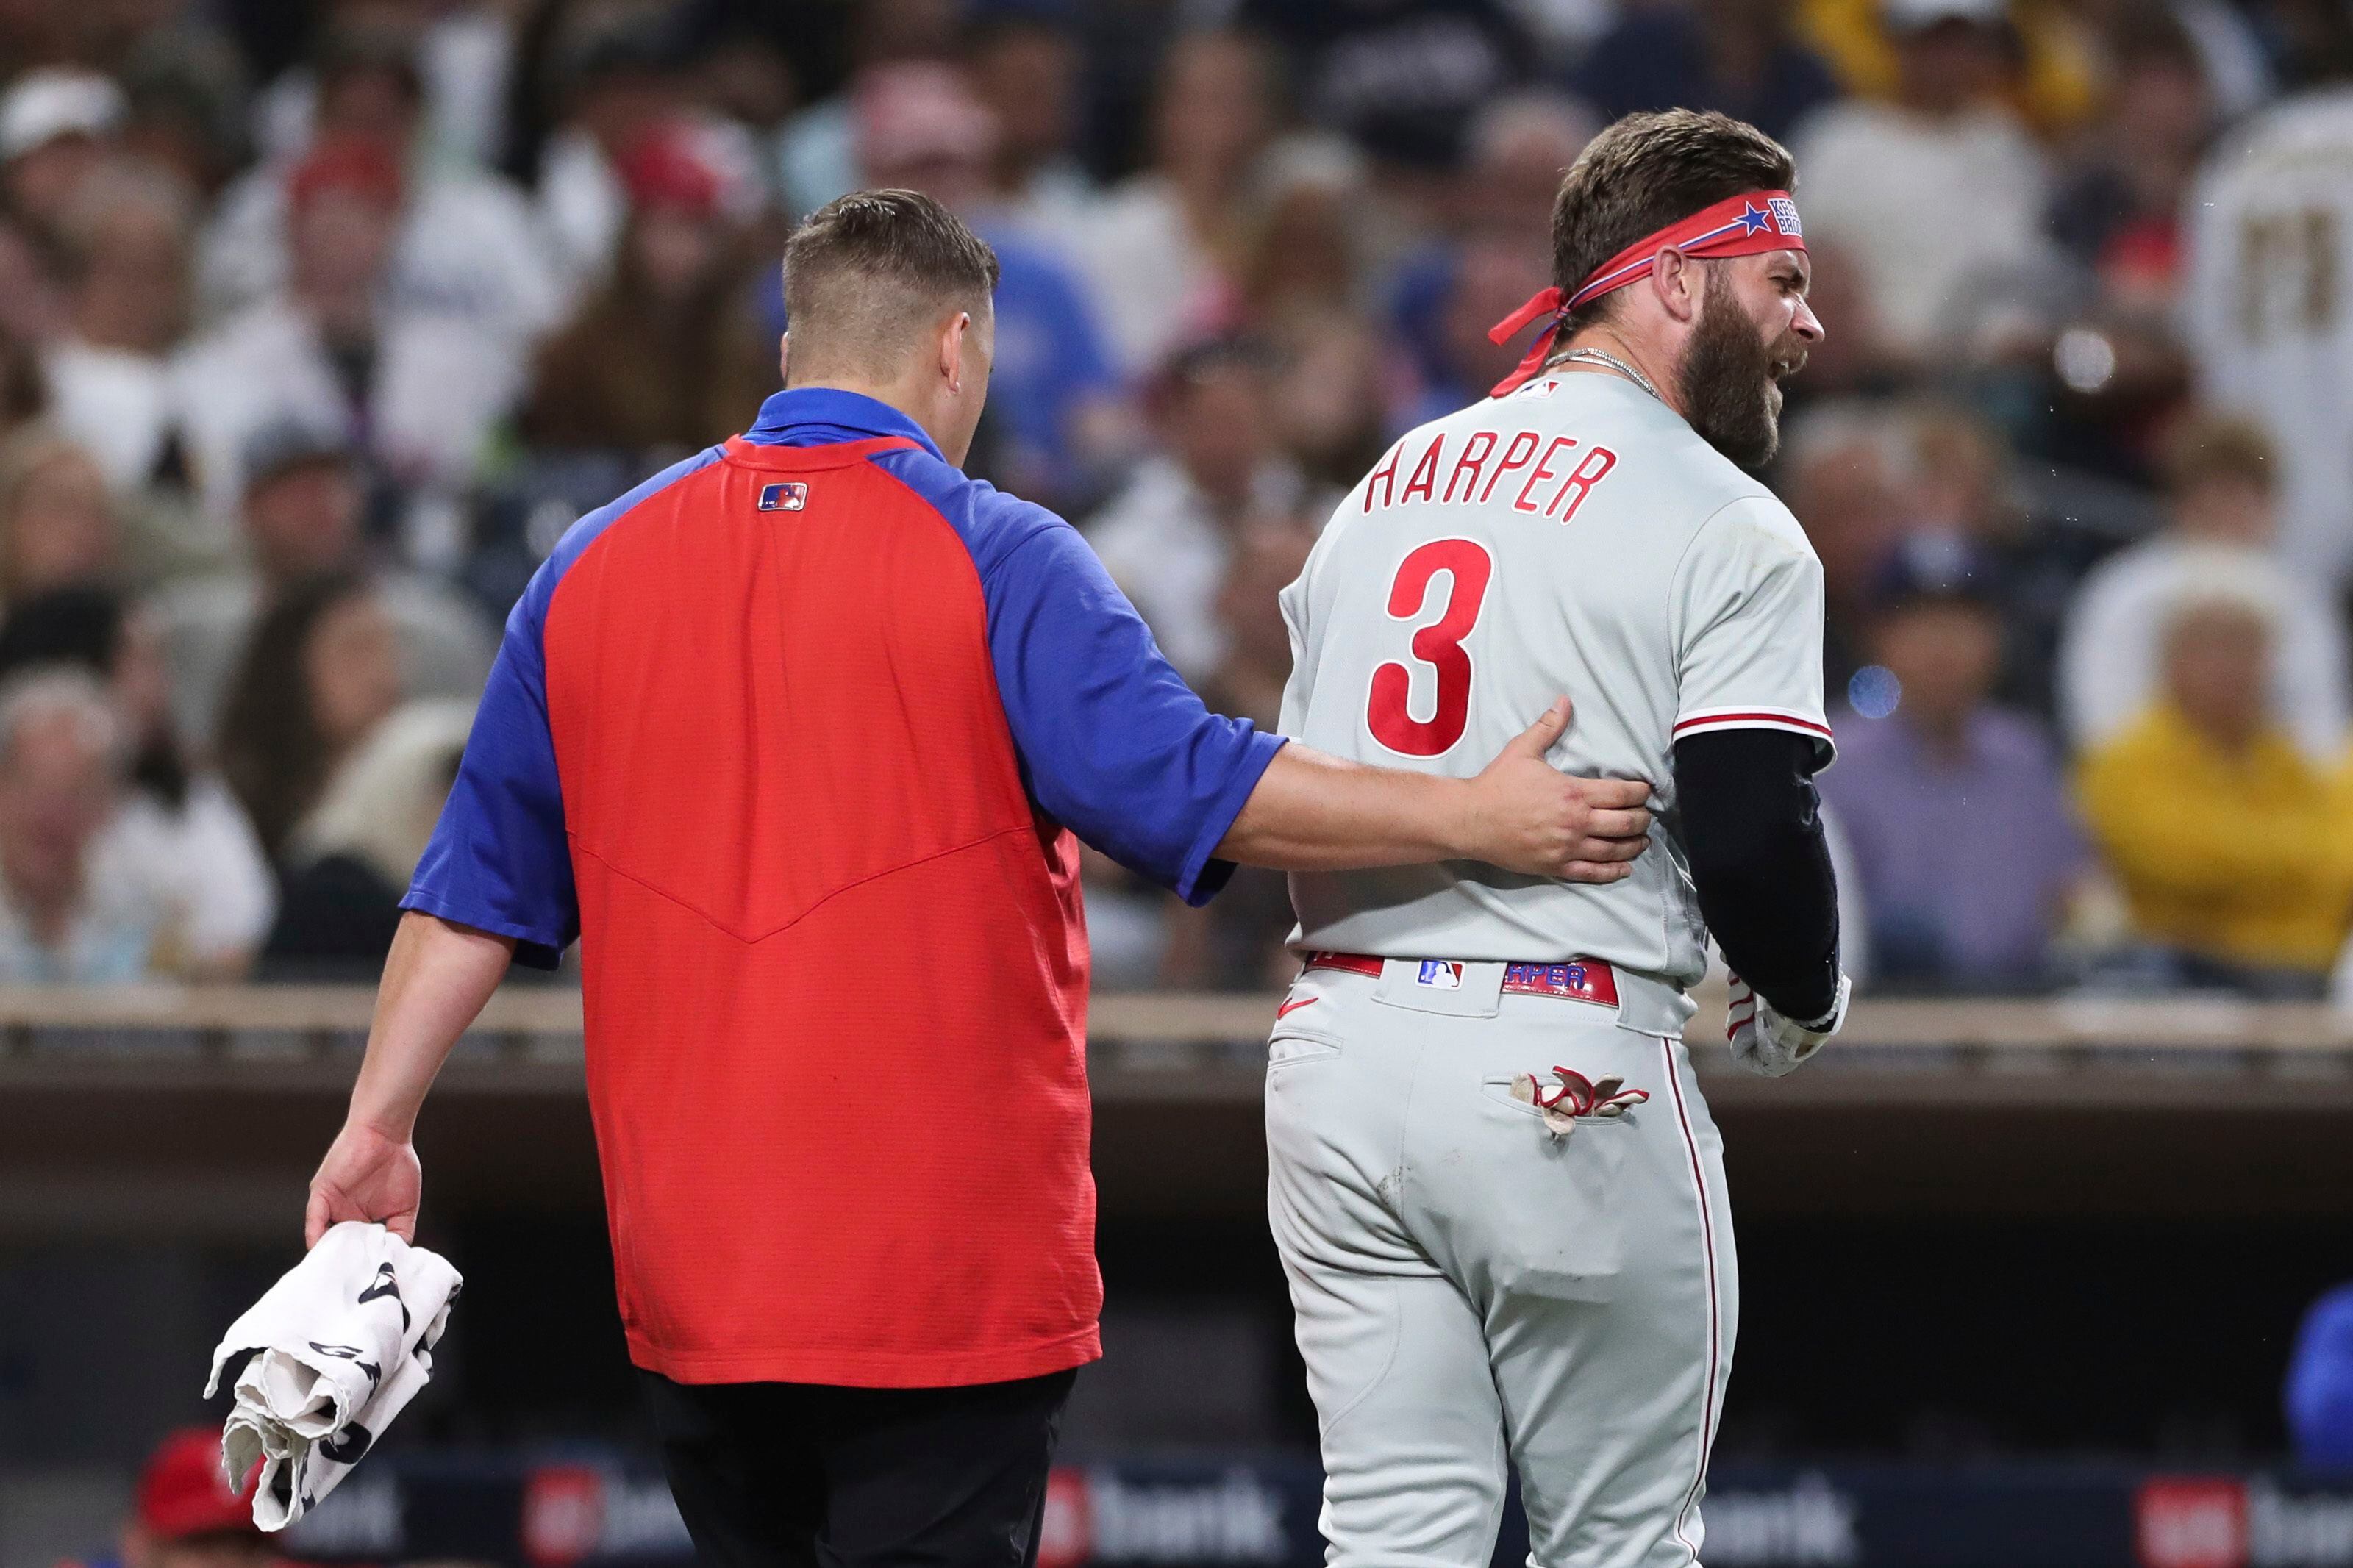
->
<box><xmin>304</xmin><ymin>190</ymin><xmax>1650</xmax><ymax>1566</ymax></box>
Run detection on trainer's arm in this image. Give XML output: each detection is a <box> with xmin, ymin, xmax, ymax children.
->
<box><xmin>1673</xmin><ymin>727</ymin><xmax>1841</xmax><ymax>1023</ymax></box>
<box><xmin>971</xmin><ymin>515</ymin><xmax>1649</xmax><ymax>901</ymax></box>
<box><xmin>1218</xmin><ymin>698</ymin><xmax>1652</xmax><ymax>881</ymax></box>
<box><xmin>304</xmin><ymin>912</ymin><xmax>516</xmax><ymax>1246</ymax></box>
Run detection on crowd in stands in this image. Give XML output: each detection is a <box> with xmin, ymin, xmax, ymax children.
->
<box><xmin>0</xmin><ymin>0</ymin><xmax>2350</xmax><ymax>996</ymax></box>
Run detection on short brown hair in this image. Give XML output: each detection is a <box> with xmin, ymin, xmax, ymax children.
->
<box><xmin>1549</xmin><ymin>110</ymin><xmax>1797</xmax><ymax>336</ymax></box>
<box><xmin>2162</xmin><ymin>411</ymin><xmax>2275</xmax><ymax>496</ymax></box>
<box><xmin>781</xmin><ymin>189</ymin><xmax>1001</xmax><ymax>380</ymax></box>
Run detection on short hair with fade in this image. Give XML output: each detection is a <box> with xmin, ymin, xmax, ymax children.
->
<box><xmin>1549</xmin><ymin>109</ymin><xmax>1798</xmax><ymax>336</ymax></box>
<box><xmin>782</xmin><ymin>189</ymin><xmax>1002</xmax><ymax>382</ymax></box>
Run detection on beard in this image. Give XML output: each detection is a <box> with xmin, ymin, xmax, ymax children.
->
<box><xmin>1678</xmin><ymin>269</ymin><xmax>1804</xmax><ymax>470</ymax></box>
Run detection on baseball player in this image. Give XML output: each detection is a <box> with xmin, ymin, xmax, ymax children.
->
<box><xmin>2182</xmin><ymin>85</ymin><xmax>2353</xmax><ymax>588</ymax></box>
<box><xmin>1266</xmin><ymin>110</ymin><xmax>1849</xmax><ymax>1566</ymax></box>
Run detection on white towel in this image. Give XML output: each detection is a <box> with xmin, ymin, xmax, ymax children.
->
<box><xmin>204</xmin><ymin>1222</ymin><xmax>463</xmax><ymax>1531</ymax></box>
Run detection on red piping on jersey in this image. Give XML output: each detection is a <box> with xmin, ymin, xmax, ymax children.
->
<box><xmin>1671</xmin><ymin>712</ymin><xmax>1833</xmax><ymax>738</ymax></box>
<box><xmin>1663</xmin><ymin>1037</ymin><xmax>1723</xmax><ymax>1562</ymax></box>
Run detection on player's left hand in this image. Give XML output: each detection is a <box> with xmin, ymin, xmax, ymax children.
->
<box><xmin>1726</xmin><ymin>970</ymin><xmax>1851</xmax><ymax>1077</ymax></box>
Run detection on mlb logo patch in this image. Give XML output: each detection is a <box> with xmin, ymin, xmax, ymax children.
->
<box><xmin>757</xmin><ymin>482</ymin><xmax>809</xmax><ymax>512</ymax></box>
<box><xmin>1416</xmin><ymin>960</ymin><xmax>1465</xmax><ymax>990</ymax></box>
<box><xmin>1768</xmin><ymin>197</ymin><xmax>1802</xmax><ymax>238</ymax></box>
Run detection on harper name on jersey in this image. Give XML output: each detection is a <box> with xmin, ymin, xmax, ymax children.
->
<box><xmin>1359</xmin><ymin>420</ymin><xmax>1621</xmax><ymax>523</ymax></box>
<box><xmin>1279</xmin><ymin>368</ymin><xmax>1834</xmax><ymax>1025</ymax></box>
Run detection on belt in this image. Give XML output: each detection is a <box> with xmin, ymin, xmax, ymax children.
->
<box><xmin>1302</xmin><ymin>951</ymin><xmax>1621</xmax><ymax>1008</ymax></box>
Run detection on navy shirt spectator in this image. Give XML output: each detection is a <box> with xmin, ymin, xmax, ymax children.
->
<box><xmin>1571</xmin><ymin>0</ymin><xmax>1842</xmax><ymax>144</ymax></box>
<box><xmin>1820</xmin><ymin>555</ymin><xmax>2088</xmax><ymax>988</ymax></box>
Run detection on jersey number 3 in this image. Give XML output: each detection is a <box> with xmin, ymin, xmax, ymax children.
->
<box><xmin>1368</xmin><ymin>538</ymin><xmax>1493</xmax><ymax>756</ymax></box>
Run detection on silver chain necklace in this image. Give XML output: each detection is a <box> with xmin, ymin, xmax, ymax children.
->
<box><xmin>1549</xmin><ymin>346</ymin><xmax>1663</xmax><ymax>404</ymax></box>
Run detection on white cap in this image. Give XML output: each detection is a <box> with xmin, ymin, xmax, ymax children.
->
<box><xmin>1881</xmin><ymin>0</ymin><xmax>2007</xmax><ymax>32</ymax></box>
<box><xmin>0</xmin><ymin>68</ymin><xmax>126</xmax><ymax>162</ymax></box>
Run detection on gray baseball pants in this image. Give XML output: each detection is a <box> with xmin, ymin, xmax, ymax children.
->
<box><xmin>1265</xmin><ymin>958</ymin><xmax>1735</xmax><ymax>1568</ymax></box>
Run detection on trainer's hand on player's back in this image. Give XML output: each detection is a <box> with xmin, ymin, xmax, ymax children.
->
<box><xmin>1466</xmin><ymin>698</ymin><xmax>1652</xmax><ymax>882</ymax></box>
<box><xmin>306</xmin><ymin>1120</ymin><xmax>423</xmax><ymax>1247</ymax></box>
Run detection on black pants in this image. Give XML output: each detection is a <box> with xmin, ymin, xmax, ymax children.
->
<box><xmin>637</xmin><ymin>1368</ymin><xmax>1077</xmax><ymax>1568</ymax></box>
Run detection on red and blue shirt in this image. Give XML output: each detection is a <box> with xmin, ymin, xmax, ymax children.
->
<box><xmin>406</xmin><ymin>388</ymin><xmax>1282</xmax><ymax>1386</ymax></box>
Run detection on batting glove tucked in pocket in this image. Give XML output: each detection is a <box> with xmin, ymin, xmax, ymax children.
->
<box><xmin>1726</xmin><ymin>971</ymin><xmax>1851</xmax><ymax>1078</ymax></box>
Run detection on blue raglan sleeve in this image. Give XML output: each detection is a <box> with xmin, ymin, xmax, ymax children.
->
<box><xmin>983</xmin><ymin>521</ymin><xmax>1285</xmax><ymax>905</ymax></box>
<box><xmin>402</xmin><ymin>576</ymin><xmax>578</xmax><ymax>968</ymax></box>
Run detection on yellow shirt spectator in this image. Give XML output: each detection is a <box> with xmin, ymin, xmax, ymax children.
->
<box><xmin>1798</xmin><ymin>0</ymin><xmax>2101</xmax><ymax>138</ymax></box>
<box><xmin>2077</xmin><ymin>702</ymin><xmax>2353</xmax><ymax>975</ymax></box>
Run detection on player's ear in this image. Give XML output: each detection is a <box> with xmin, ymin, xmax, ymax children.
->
<box><xmin>1651</xmin><ymin>247</ymin><xmax>1701</xmax><ymax>324</ymax></box>
<box><xmin>938</xmin><ymin>309</ymin><xmax>971</xmax><ymax>393</ymax></box>
<box><xmin>776</xmin><ymin>332</ymin><xmax>790</xmax><ymax>385</ymax></box>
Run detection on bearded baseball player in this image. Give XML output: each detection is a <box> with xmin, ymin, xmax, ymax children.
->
<box><xmin>1266</xmin><ymin>109</ymin><xmax>1849</xmax><ymax>1566</ymax></box>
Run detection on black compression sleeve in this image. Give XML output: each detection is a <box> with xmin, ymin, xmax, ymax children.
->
<box><xmin>1673</xmin><ymin>727</ymin><xmax>1840</xmax><ymax>1023</ymax></box>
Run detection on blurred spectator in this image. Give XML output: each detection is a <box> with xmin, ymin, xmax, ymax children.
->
<box><xmin>114</xmin><ymin>22</ymin><xmax>255</xmax><ymax>196</ymax></box>
<box><xmin>0</xmin><ymin>210</ymin><xmax>68</xmax><ymax>346</ymax></box>
<box><xmin>1572</xmin><ymin>0</ymin><xmax>1843</xmax><ymax>143</ymax></box>
<box><xmin>43</xmin><ymin>162</ymin><xmax>196</xmax><ymax>495</ymax></box>
<box><xmin>1078</xmin><ymin>29</ymin><xmax>1278</xmax><ymax>377</ymax></box>
<box><xmin>2060</xmin><ymin>415</ymin><xmax>2347</xmax><ymax>762</ymax></box>
<box><xmin>1238</xmin><ymin>144</ymin><xmax>1371</xmax><ymax>330</ymax></box>
<box><xmin>0</xmin><ymin>667</ymin><xmax>158</xmax><ymax>983</ymax></box>
<box><xmin>1235</xmin><ymin>0</ymin><xmax>1530</xmax><ymax>172</ymax></box>
<box><xmin>198</xmin><ymin>26</ymin><xmax>567</xmax><ymax>350</ymax></box>
<box><xmin>1821</xmin><ymin>556</ymin><xmax>2088</xmax><ymax>988</ymax></box>
<box><xmin>1791</xmin><ymin>0</ymin><xmax>2053</xmax><ymax>362</ymax></box>
<box><xmin>534</xmin><ymin>23</ymin><xmax>765</xmax><ymax>302</ymax></box>
<box><xmin>1167</xmin><ymin>515</ymin><xmax>1319</xmax><ymax>989</ymax></box>
<box><xmin>965</xmin><ymin>4</ymin><xmax>1098</xmax><ymax>241</ymax></box>
<box><xmin>2077</xmin><ymin>581</ymin><xmax>2353</xmax><ymax>991</ymax></box>
<box><xmin>1086</xmin><ymin>337</ymin><xmax>1310</xmax><ymax>683</ymax></box>
<box><xmin>150</xmin><ymin>421</ymin><xmax>492</xmax><ymax>753</ymax></box>
<box><xmin>773</xmin><ymin>0</ymin><xmax>958</xmax><ymax>217</ymax></box>
<box><xmin>0</xmin><ymin>426</ymin><xmax>118</xmax><ymax>608</ymax></box>
<box><xmin>2182</xmin><ymin>87</ymin><xmax>2353</xmax><ymax>587</ymax></box>
<box><xmin>1775</xmin><ymin>402</ymin><xmax>1906</xmax><ymax>695</ymax></box>
<box><xmin>1390</xmin><ymin>235</ymin><xmax>1554</xmax><ymax>429</ymax></box>
<box><xmin>1887</xmin><ymin>401</ymin><xmax>2092</xmax><ymax>714</ymax></box>
<box><xmin>216</xmin><ymin>571</ymin><xmax>404</xmax><ymax>862</ymax></box>
<box><xmin>1267</xmin><ymin>311</ymin><xmax>1391</xmax><ymax>490</ymax></box>
<box><xmin>1453</xmin><ymin>93</ymin><xmax>1597</xmax><ymax>253</ymax></box>
<box><xmin>246</xmin><ymin>0</ymin><xmax>521</xmax><ymax>174</ymax></box>
<box><xmin>173</xmin><ymin>135</ymin><xmax>525</xmax><ymax>552</ymax></box>
<box><xmin>2288</xmin><ymin>1282</ymin><xmax>2353</xmax><ymax>1469</ymax></box>
<box><xmin>2046</xmin><ymin>10</ymin><xmax>2215</xmax><ymax>310</ymax></box>
<box><xmin>1202</xmin><ymin>512</ymin><xmax>1318</xmax><ymax>731</ymax></box>
<box><xmin>851</xmin><ymin>62</ymin><xmax>1124</xmax><ymax>510</ymax></box>
<box><xmin>1387</xmin><ymin>96</ymin><xmax>1590</xmax><ymax>422</ymax></box>
<box><xmin>262</xmin><ymin>695</ymin><xmax>473</xmax><ymax>978</ymax></box>
<box><xmin>0</xmin><ymin>68</ymin><xmax>124</xmax><ymax>242</ymax></box>
<box><xmin>115</xmin><ymin>1428</ymin><xmax>279</xmax><ymax>1568</ymax></box>
<box><xmin>522</xmin><ymin>126</ymin><xmax>776</xmax><ymax>467</ymax></box>
<box><xmin>0</xmin><ymin>588</ymin><xmax>274</xmax><ymax>978</ymax></box>
<box><xmin>1796</xmin><ymin>0</ymin><xmax>2104</xmax><ymax>137</ymax></box>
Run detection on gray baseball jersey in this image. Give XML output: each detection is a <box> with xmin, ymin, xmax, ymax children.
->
<box><xmin>1279</xmin><ymin>368</ymin><xmax>1834</xmax><ymax>1003</ymax></box>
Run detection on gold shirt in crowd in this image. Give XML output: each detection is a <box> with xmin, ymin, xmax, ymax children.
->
<box><xmin>2077</xmin><ymin>704</ymin><xmax>2353</xmax><ymax>975</ymax></box>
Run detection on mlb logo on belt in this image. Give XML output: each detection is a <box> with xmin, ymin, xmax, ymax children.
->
<box><xmin>1416</xmin><ymin>960</ymin><xmax>1465</xmax><ymax>990</ymax></box>
<box><xmin>757</xmin><ymin>482</ymin><xmax>809</xmax><ymax>512</ymax></box>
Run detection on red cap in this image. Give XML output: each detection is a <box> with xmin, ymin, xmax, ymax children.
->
<box><xmin>288</xmin><ymin>135</ymin><xmax>405</xmax><ymax>215</ymax></box>
<box><xmin>135</xmin><ymin>1429</ymin><xmax>263</xmax><ymax>1542</ymax></box>
<box><xmin>614</xmin><ymin>126</ymin><xmax>721</xmax><ymax>221</ymax></box>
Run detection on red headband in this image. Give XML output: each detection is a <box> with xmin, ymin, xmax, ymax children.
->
<box><xmin>1487</xmin><ymin>189</ymin><xmax>1806</xmax><ymax>397</ymax></box>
